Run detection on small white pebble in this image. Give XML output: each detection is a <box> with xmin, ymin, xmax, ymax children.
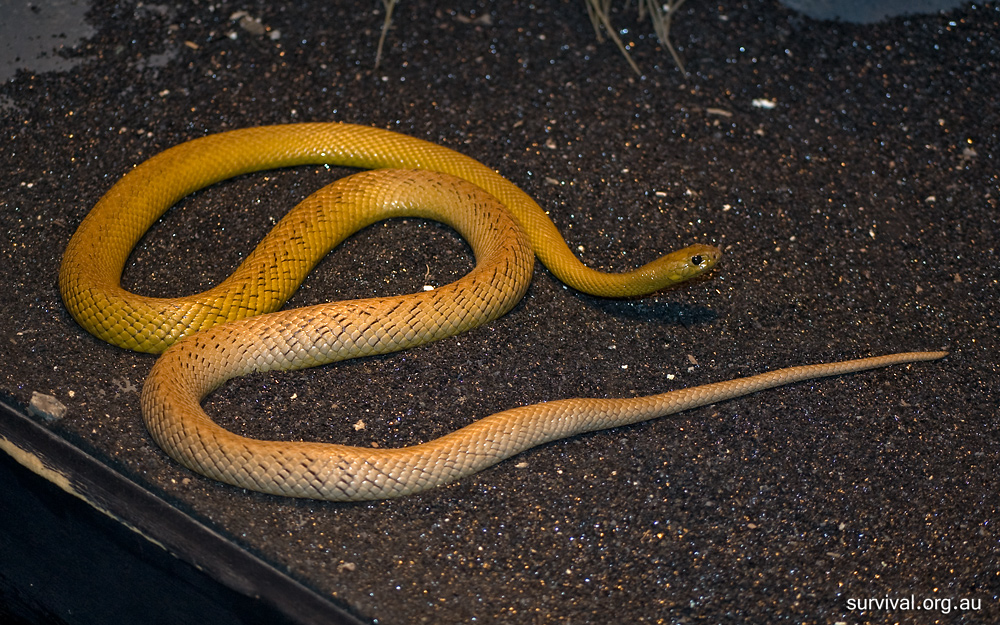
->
<box><xmin>29</xmin><ymin>392</ymin><xmax>67</xmax><ymax>421</ymax></box>
<box><xmin>706</xmin><ymin>107</ymin><xmax>733</xmax><ymax>117</ymax></box>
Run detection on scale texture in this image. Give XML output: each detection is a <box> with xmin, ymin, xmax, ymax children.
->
<box><xmin>58</xmin><ymin>123</ymin><xmax>943</xmax><ymax>501</ymax></box>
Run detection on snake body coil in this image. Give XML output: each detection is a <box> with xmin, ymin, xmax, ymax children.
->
<box><xmin>60</xmin><ymin>123</ymin><xmax>945</xmax><ymax>501</ymax></box>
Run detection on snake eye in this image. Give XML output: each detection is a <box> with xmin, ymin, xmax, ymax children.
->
<box><xmin>690</xmin><ymin>255</ymin><xmax>704</xmax><ymax>266</ymax></box>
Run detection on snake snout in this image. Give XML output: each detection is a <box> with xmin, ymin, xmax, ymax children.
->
<box><xmin>676</xmin><ymin>243</ymin><xmax>722</xmax><ymax>277</ymax></box>
<box><xmin>691</xmin><ymin>244</ymin><xmax>722</xmax><ymax>271</ymax></box>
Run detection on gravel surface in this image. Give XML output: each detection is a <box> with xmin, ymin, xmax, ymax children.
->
<box><xmin>2</xmin><ymin>1</ymin><xmax>997</xmax><ymax>623</ymax></box>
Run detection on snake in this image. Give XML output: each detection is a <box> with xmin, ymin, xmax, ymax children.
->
<box><xmin>59</xmin><ymin>122</ymin><xmax>946</xmax><ymax>501</ymax></box>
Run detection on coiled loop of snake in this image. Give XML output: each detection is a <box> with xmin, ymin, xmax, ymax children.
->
<box><xmin>60</xmin><ymin>123</ymin><xmax>944</xmax><ymax>501</ymax></box>
<box><xmin>59</xmin><ymin>123</ymin><xmax>720</xmax><ymax>354</ymax></box>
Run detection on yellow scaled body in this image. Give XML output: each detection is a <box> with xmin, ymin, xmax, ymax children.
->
<box><xmin>60</xmin><ymin>123</ymin><xmax>943</xmax><ymax>501</ymax></box>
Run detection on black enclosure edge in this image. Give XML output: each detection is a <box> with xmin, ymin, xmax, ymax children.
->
<box><xmin>0</xmin><ymin>397</ymin><xmax>369</xmax><ymax>625</ymax></box>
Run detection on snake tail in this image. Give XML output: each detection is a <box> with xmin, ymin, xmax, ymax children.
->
<box><xmin>143</xmin><ymin>343</ymin><xmax>946</xmax><ymax>501</ymax></box>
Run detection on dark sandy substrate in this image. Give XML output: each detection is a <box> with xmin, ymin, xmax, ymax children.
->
<box><xmin>2</xmin><ymin>1</ymin><xmax>997</xmax><ymax>623</ymax></box>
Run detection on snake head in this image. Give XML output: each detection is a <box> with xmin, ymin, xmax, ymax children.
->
<box><xmin>635</xmin><ymin>243</ymin><xmax>722</xmax><ymax>294</ymax></box>
<box><xmin>681</xmin><ymin>244</ymin><xmax>721</xmax><ymax>274</ymax></box>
